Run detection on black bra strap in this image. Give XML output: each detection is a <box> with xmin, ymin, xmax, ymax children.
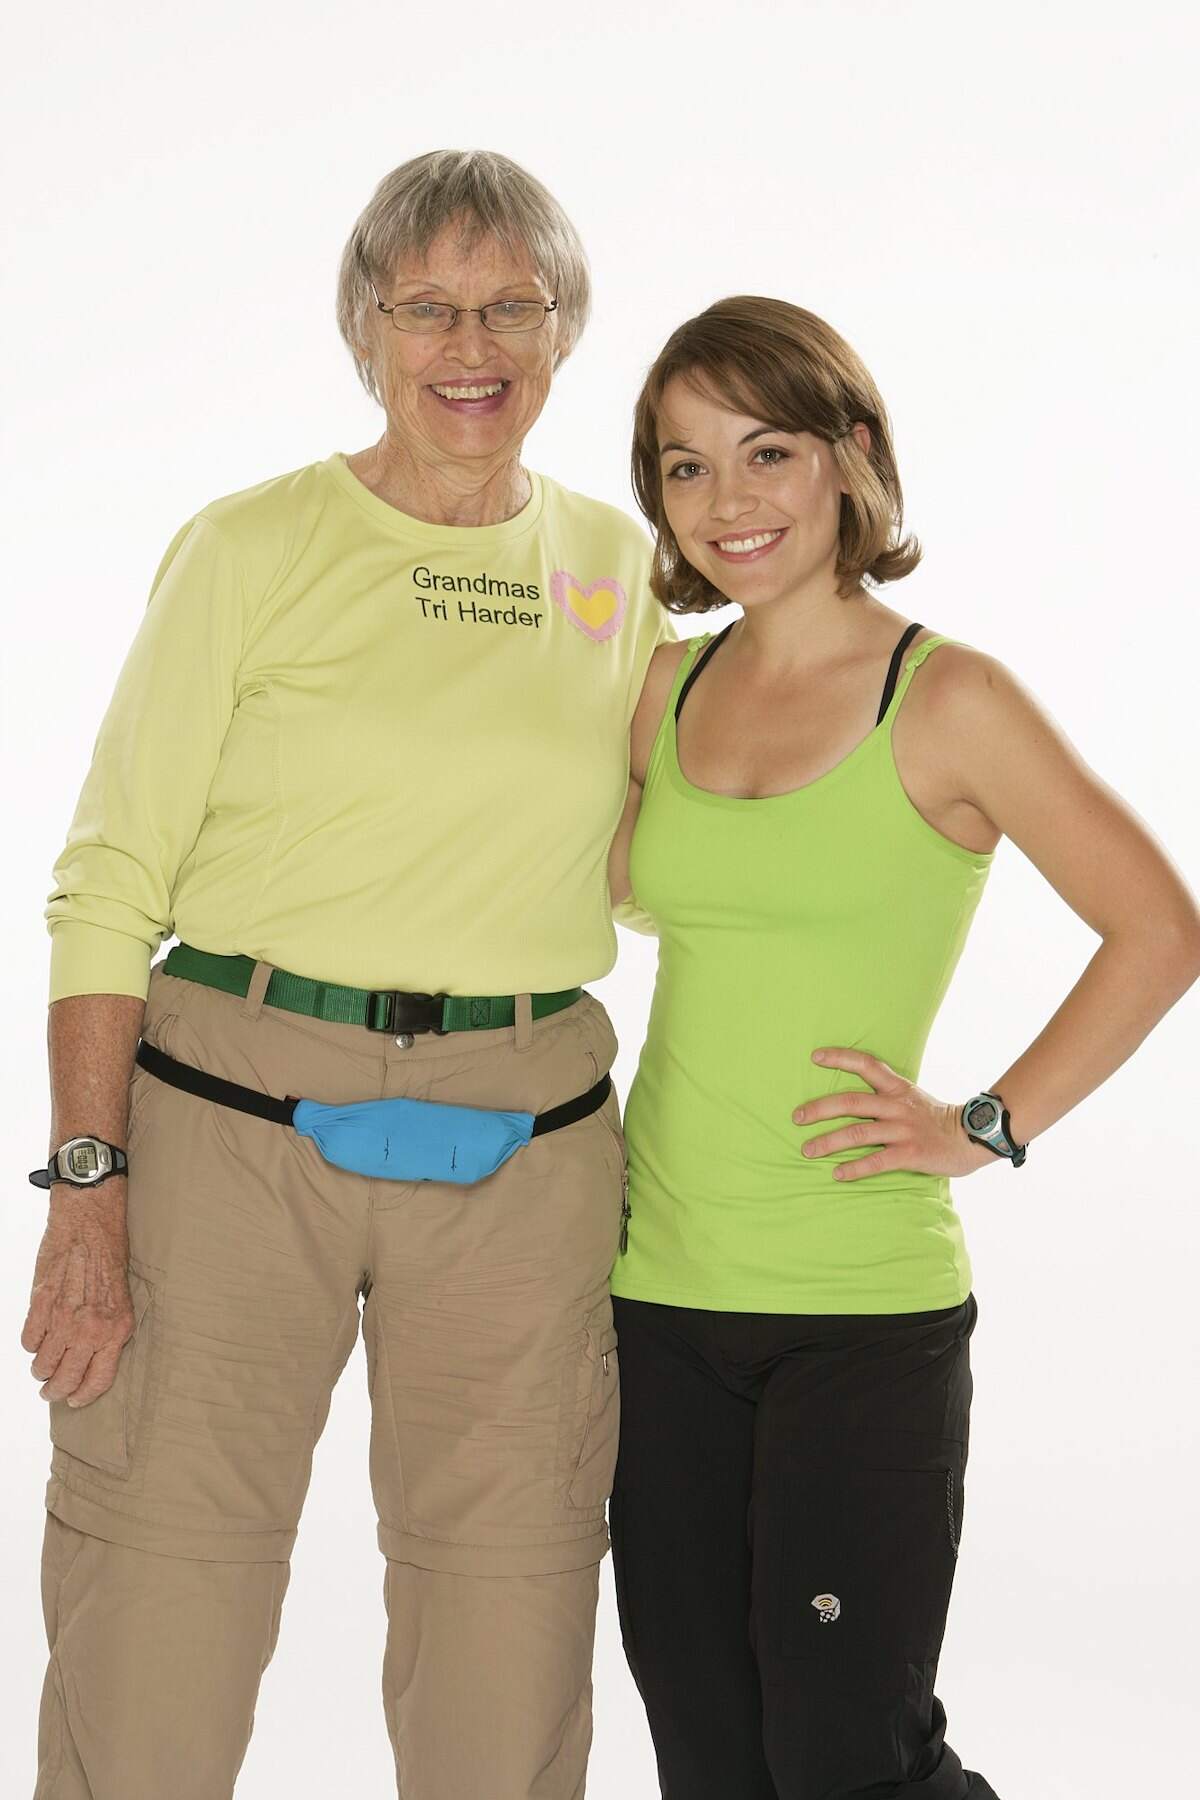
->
<box><xmin>875</xmin><ymin>622</ymin><xmax>925</xmax><ymax>725</ymax></box>
<box><xmin>678</xmin><ymin>619</ymin><xmax>925</xmax><ymax>728</ymax></box>
<box><xmin>675</xmin><ymin>620</ymin><xmax>737</xmax><ymax>721</ymax></box>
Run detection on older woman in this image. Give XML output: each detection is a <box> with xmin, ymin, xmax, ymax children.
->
<box><xmin>25</xmin><ymin>150</ymin><xmax>668</xmax><ymax>1799</ymax></box>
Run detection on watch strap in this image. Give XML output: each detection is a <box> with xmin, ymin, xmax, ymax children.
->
<box><xmin>28</xmin><ymin>1140</ymin><xmax>128</xmax><ymax>1190</ymax></box>
<box><xmin>999</xmin><ymin>1107</ymin><xmax>1027</xmax><ymax>1167</ymax></box>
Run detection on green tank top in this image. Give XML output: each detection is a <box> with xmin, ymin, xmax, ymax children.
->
<box><xmin>611</xmin><ymin>630</ymin><xmax>993</xmax><ymax>1314</ymax></box>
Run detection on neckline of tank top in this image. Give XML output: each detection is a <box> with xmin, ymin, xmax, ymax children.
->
<box><xmin>666</xmin><ymin>625</ymin><xmax>952</xmax><ymax>810</ymax></box>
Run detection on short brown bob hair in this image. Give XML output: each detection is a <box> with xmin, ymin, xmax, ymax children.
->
<box><xmin>632</xmin><ymin>296</ymin><xmax>921</xmax><ymax>611</ymax></box>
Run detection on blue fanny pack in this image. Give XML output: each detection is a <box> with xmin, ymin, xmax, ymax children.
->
<box><xmin>134</xmin><ymin>1040</ymin><xmax>610</xmax><ymax>1185</ymax></box>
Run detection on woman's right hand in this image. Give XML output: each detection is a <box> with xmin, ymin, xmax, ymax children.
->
<box><xmin>21</xmin><ymin>1178</ymin><xmax>134</xmax><ymax>1408</ymax></box>
<box><xmin>26</xmin><ymin>991</ymin><xmax>146</xmax><ymax>1406</ymax></box>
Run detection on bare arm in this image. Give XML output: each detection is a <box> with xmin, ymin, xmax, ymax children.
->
<box><xmin>21</xmin><ymin>993</ymin><xmax>145</xmax><ymax>1404</ymax></box>
<box><xmin>952</xmin><ymin>656</ymin><xmax>1200</xmax><ymax>1145</ymax></box>
<box><xmin>796</xmin><ymin>653</ymin><xmax>1200</xmax><ymax>1176</ymax></box>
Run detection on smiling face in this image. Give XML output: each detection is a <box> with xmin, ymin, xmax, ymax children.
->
<box><xmin>364</xmin><ymin>221</ymin><xmax>558</xmax><ymax>475</ymax></box>
<box><xmin>656</xmin><ymin>374</ymin><xmax>868</xmax><ymax>609</ymax></box>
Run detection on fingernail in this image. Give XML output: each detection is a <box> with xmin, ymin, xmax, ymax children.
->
<box><xmin>67</xmin><ymin>1398</ymin><xmax>82</xmax><ymax>1408</ymax></box>
<box><xmin>811</xmin><ymin>1050</ymin><xmax>826</xmax><ymax>1063</ymax></box>
<box><xmin>792</xmin><ymin>1108</ymin><xmax>805</xmax><ymax>1123</ymax></box>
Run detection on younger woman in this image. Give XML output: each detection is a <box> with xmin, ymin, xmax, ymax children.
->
<box><xmin>607</xmin><ymin>297</ymin><xmax>1200</xmax><ymax>1799</ymax></box>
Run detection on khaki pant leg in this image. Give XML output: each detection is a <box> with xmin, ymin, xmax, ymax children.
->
<box><xmin>43</xmin><ymin>970</ymin><xmax>369</xmax><ymax>1562</ymax></box>
<box><xmin>364</xmin><ymin>991</ymin><xmax>627</xmax><ymax>1797</ymax></box>
<box><xmin>382</xmin><ymin>1561</ymin><xmax>599</xmax><ymax>1800</ymax></box>
<box><xmin>33</xmin><ymin>968</ymin><xmax>372</xmax><ymax>1793</ymax></box>
<box><xmin>35</xmin><ymin>1514</ymin><xmax>289</xmax><ymax>1800</ymax></box>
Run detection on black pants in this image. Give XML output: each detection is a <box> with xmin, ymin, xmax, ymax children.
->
<box><xmin>609</xmin><ymin>1294</ymin><xmax>1000</xmax><ymax>1800</ymax></box>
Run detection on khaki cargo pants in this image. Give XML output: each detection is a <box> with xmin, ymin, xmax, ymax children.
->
<box><xmin>35</xmin><ymin>964</ymin><xmax>628</xmax><ymax>1799</ymax></box>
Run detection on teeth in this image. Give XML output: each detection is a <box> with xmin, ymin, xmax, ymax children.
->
<box><xmin>432</xmin><ymin>382</ymin><xmax>505</xmax><ymax>400</ymax></box>
<box><xmin>717</xmin><ymin>530</ymin><xmax>783</xmax><ymax>553</ymax></box>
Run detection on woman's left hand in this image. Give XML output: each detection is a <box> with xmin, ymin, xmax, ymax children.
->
<box><xmin>792</xmin><ymin>1048</ymin><xmax>995</xmax><ymax>1181</ymax></box>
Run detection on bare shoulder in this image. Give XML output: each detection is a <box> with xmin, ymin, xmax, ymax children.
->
<box><xmin>897</xmin><ymin>633</ymin><xmax>1087</xmax><ymax>834</ymax></box>
<box><xmin>904</xmin><ymin>636</ymin><xmax>1040</xmax><ymax>740</ymax></box>
<box><xmin>630</xmin><ymin>636</ymin><xmax>696</xmax><ymax>784</ymax></box>
<box><xmin>643</xmin><ymin>634</ymin><xmax>694</xmax><ymax>691</ymax></box>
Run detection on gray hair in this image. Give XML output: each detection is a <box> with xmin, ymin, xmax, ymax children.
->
<box><xmin>336</xmin><ymin>149</ymin><xmax>592</xmax><ymax>405</ymax></box>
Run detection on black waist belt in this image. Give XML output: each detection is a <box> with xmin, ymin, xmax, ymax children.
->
<box><xmin>163</xmin><ymin>944</ymin><xmax>584</xmax><ymax>1036</ymax></box>
<box><xmin>135</xmin><ymin>1039</ymin><xmax>611</xmax><ymax>1138</ymax></box>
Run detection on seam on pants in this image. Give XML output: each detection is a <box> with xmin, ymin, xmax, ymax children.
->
<box><xmin>937</xmin><ymin>1299</ymin><xmax>972</xmax><ymax>1444</ymax></box>
<box><xmin>282</xmin><ymin>1295</ymin><xmax>363</xmax><ymax>1522</ymax></box>
<box><xmin>945</xmin><ymin>1467</ymin><xmax>959</xmax><ymax>1556</ymax></box>
<box><xmin>259</xmin><ymin>1561</ymin><xmax>290</xmax><ymax>1681</ymax></box>
<box><xmin>45</xmin><ymin>1660</ymin><xmax>69</xmax><ymax>1796</ymax></box>
<box><xmin>383</xmin><ymin>1561</ymin><xmax>412</xmax><ymax>1799</ymax></box>
<box><xmin>374</xmin><ymin>1315</ymin><xmax>410</xmax><ymax>1536</ymax></box>
<box><xmin>47</xmin><ymin>1480</ymin><xmax>294</xmax><ymax>1544</ymax></box>
<box><xmin>42</xmin><ymin>1524</ymin><xmax>89</xmax><ymax>1797</ymax></box>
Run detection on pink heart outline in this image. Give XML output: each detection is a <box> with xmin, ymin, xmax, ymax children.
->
<box><xmin>550</xmin><ymin>569</ymin><xmax>628</xmax><ymax>641</ymax></box>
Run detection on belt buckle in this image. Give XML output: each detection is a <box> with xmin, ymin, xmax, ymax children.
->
<box><xmin>366</xmin><ymin>990</ymin><xmax>448</xmax><ymax>1035</ymax></box>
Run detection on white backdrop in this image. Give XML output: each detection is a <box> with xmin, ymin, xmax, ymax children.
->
<box><xmin>3</xmin><ymin>3</ymin><xmax>1198</xmax><ymax>1795</ymax></box>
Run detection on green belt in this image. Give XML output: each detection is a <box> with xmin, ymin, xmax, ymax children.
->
<box><xmin>162</xmin><ymin>945</ymin><xmax>583</xmax><ymax>1036</ymax></box>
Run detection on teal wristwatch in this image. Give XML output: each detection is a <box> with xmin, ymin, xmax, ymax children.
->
<box><xmin>961</xmin><ymin>1093</ymin><xmax>1026</xmax><ymax>1167</ymax></box>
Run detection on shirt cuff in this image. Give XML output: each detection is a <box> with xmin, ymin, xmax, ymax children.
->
<box><xmin>48</xmin><ymin>922</ymin><xmax>154</xmax><ymax>1003</ymax></box>
<box><xmin>612</xmin><ymin>895</ymin><xmax>658</xmax><ymax>938</ymax></box>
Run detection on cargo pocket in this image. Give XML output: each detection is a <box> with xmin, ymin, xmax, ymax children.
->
<box><xmin>563</xmin><ymin>1307</ymin><xmax>621</xmax><ymax>1513</ymax></box>
<box><xmin>49</xmin><ymin>1268</ymin><xmax>155</xmax><ymax>1486</ymax></box>
<box><xmin>776</xmin><ymin>1461</ymin><xmax>960</xmax><ymax>1668</ymax></box>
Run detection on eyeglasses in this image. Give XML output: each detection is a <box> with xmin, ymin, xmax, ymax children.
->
<box><xmin>370</xmin><ymin>278</ymin><xmax>559</xmax><ymax>335</ymax></box>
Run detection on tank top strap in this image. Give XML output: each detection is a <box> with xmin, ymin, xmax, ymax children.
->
<box><xmin>883</xmin><ymin>632</ymin><xmax>956</xmax><ymax>723</ymax></box>
<box><xmin>644</xmin><ymin>632</ymin><xmax>714</xmax><ymax>787</ymax></box>
<box><xmin>672</xmin><ymin>631</ymin><xmax>714</xmax><ymax>707</ymax></box>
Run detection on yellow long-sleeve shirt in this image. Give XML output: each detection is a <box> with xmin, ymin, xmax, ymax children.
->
<box><xmin>47</xmin><ymin>454</ymin><xmax>672</xmax><ymax>1001</ymax></box>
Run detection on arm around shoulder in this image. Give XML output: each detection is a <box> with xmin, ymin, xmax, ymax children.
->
<box><xmin>609</xmin><ymin>637</ymin><xmax>693</xmax><ymax>930</ymax></box>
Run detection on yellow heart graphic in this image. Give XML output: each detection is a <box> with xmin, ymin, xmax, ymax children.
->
<box><xmin>550</xmin><ymin>570</ymin><xmax>628</xmax><ymax>641</ymax></box>
<box><xmin>566</xmin><ymin>584</ymin><xmax>618</xmax><ymax>630</ymax></box>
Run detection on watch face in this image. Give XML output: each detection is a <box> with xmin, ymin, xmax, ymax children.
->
<box><xmin>65</xmin><ymin>1141</ymin><xmax>101</xmax><ymax>1179</ymax></box>
<box><xmin>966</xmin><ymin>1099</ymin><xmax>1000</xmax><ymax>1135</ymax></box>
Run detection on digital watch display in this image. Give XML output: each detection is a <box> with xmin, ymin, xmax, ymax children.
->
<box><xmin>961</xmin><ymin>1092</ymin><xmax>1027</xmax><ymax>1167</ymax></box>
<box><xmin>28</xmin><ymin>1136</ymin><xmax>128</xmax><ymax>1190</ymax></box>
<box><xmin>965</xmin><ymin>1098</ymin><xmax>1000</xmax><ymax>1135</ymax></box>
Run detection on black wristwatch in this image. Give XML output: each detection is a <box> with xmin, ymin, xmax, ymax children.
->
<box><xmin>961</xmin><ymin>1093</ymin><xmax>1026</xmax><ymax>1167</ymax></box>
<box><xmin>28</xmin><ymin>1136</ymin><xmax>129</xmax><ymax>1191</ymax></box>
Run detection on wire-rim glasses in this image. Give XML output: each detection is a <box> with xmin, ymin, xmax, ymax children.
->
<box><xmin>370</xmin><ymin>278</ymin><xmax>559</xmax><ymax>335</ymax></box>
